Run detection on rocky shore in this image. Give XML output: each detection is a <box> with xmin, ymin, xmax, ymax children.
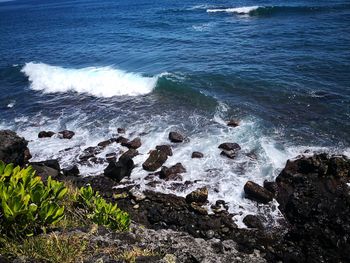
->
<box><xmin>0</xmin><ymin>129</ymin><xmax>349</xmax><ymax>262</ymax></box>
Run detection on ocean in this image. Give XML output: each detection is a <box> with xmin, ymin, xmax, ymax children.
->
<box><xmin>0</xmin><ymin>0</ymin><xmax>349</xmax><ymax>225</ymax></box>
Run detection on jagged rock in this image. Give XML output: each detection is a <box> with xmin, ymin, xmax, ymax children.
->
<box><xmin>159</xmin><ymin>163</ymin><xmax>186</xmax><ymax>181</ymax></box>
<box><xmin>119</xmin><ymin>149</ymin><xmax>139</xmax><ymax>161</ymax></box>
<box><xmin>169</xmin><ymin>132</ymin><xmax>184</xmax><ymax>143</ymax></box>
<box><xmin>218</xmin><ymin>143</ymin><xmax>241</xmax><ymax>151</ymax></box>
<box><xmin>142</xmin><ymin>149</ymin><xmax>168</xmax><ymax>171</ymax></box>
<box><xmin>122</xmin><ymin>137</ymin><xmax>141</xmax><ymax>149</ymax></box>
<box><xmin>117</xmin><ymin>128</ymin><xmax>125</xmax><ymax>134</ymax></box>
<box><xmin>244</xmin><ymin>181</ymin><xmax>274</xmax><ymax>204</ymax></box>
<box><xmin>62</xmin><ymin>165</ymin><xmax>80</xmax><ymax>177</ymax></box>
<box><xmin>31</xmin><ymin>163</ymin><xmax>60</xmax><ymax>180</ymax></box>
<box><xmin>0</xmin><ymin>130</ymin><xmax>29</xmax><ymax>166</ymax></box>
<box><xmin>104</xmin><ymin>157</ymin><xmax>134</xmax><ymax>182</ymax></box>
<box><xmin>263</xmin><ymin>180</ymin><xmax>278</xmax><ymax>195</ymax></box>
<box><xmin>192</xmin><ymin>151</ymin><xmax>204</xmax><ymax>158</ymax></box>
<box><xmin>58</xmin><ymin>130</ymin><xmax>75</xmax><ymax>139</ymax></box>
<box><xmin>243</xmin><ymin>215</ymin><xmax>264</xmax><ymax>229</ymax></box>
<box><xmin>227</xmin><ymin>120</ymin><xmax>240</xmax><ymax>127</ymax></box>
<box><xmin>156</xmin><ymin>145</ymin><xmax>173</xmax><ymax>156</ymax></box>
<box><xmin>186</xmin><ymin>187</ymin><xmax>208</xmax><ymax>204</ymax></box>
<box><xmin>38</xmin><ymin>131</ymin><xmax>55</xmax><ymax>138</ymax></box>
<box><xmin>190</xmin><ymin>203</ymin><xmax>208</xmax><ymax>215</ymax></box>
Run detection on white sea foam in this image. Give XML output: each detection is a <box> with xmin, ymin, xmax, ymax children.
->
<box><xmin>7</xmin><ymin>101</ymin><xmax>15</xmax><ymax>108</ymax></box>
<box><xmin>21</xmin><ymin>62</ymin><xmax>161</xmax><ymax>97</ymax></box>
<box><xmin>207</xmin><ymin>6</ymin><xmax>260</xmax><ymax>14</ymax></box>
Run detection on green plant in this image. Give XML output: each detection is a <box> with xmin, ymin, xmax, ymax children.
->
<box><xmin>75</xmin><ymin>185</ymin><xmax>130</xmax><ymax>231</ymax></box>
<box><xmin>0</xmin><ymin>161</ymin><xmax>67</xmax><ymax>238</ymax></box>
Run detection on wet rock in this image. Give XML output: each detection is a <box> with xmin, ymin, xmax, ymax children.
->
<box><xmin>24</xmin><ymin>148</ymin><xmax>32</xmax><ymax>163</ymax></box>
<box><xmin>142</xmin><ymin>149</ymin><xmax>168</xmax><ymax>171</ymax></box>
<box><xmin>159</xmin><ymin>163</ymin><xmax>186</xmax><ymax>181</ymax></box>
<box><xmin>31</xmin><ymin>163</ymin><xmax>60</xmax><ymax>181</ymax></box>
<box><xmin>220</xmin><ymin>150</ymin><xmax>237</xmax><ymax>159</ymax></box>
<box><xmin>105</xmin><ymin>152</ymin><xmax>117</xmax><ymax>162</ymax></box>
<box><xmin>104</xmin><ymin>157</ymin><xmax>134</xmax><ymax>183</ymax></box>
<box><xmin>156</xmin><ymin>145</ymin><xmax>173</xmax><ymax>156</ymax></box>
<box><xmin>58</xmin><ymin>130</ymin><xmax>75</xmax><ymax>139</ymax></box>
<box><xmin>227</xmin><ymin>120</ymin><xmax>240</xmax><ymax>127</ymax></box>
<box><xmin>192</xmin><ymin>151</ymin><xmax>204</xmax><ymax>158</ymax></box>
<box><xmin>116</xmin><ymin>136</ymin><xmax>129</xmax><ymax>144</ymax></box>
<box><xmin>98</xmin><ymin>139</ymin><xmax>116</xmax><ymax>148</ymax></box>
<box><xmin>169</xmin><ymin>131</ymin><xmax>184</xmax><ymax>143</ymax></box>
<box><xmin>0</xmin><ymin>130</ymin><xmax>29</xmax><ymax>166</ymax></box>
<box><xmin>119</xmin><ymin>149</ymin><xmax>139</xmax><ymax>161</ymax></box>
<box><xmin>117</xmin><ymin>128</ymin><xmax>125</xmax><ymax>134</ymax></box>
<box><xmin>186</xmin><ymin>187</ymin><xmax>208</xmax><ymax>204</ymax></box>
<box><xmin>243</xmin><ymin>215</ymin><xmax>264</xmax><ymax>229</ymax></box>
<box><xmin>62</xmin><ymin>165</ymin><xmax>80</xmax><ymax>177</ymax></box>
<box><xmin>121</xmin><ymin>137</ymin><xmax>141</xmax><ymax>149</ymax></box>
<box><xmin>79</xmin><ymin>146</ymin><xmax>101</xmax><ymax>161</ymax></box>
<box><xmin>38</xmin><ymin>131</ymin><xmax>55</xmax><ymax>138</ymax></box>
<box><xmin>218</xmin><ymin>142</ymin><xmax>241</xmax><ymax>152</ymax></box>
<box><xmin>244</xmin><ymin>181</ymin><xmax>274</xmax><ymax>204</ymax></box>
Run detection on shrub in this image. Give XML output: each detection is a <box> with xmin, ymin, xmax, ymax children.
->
<box><xmin>75</xmin><ymin>185</ymin><xmax>130</xmax><ymax>231</ymax></box>
<box><xmin>0</xmin><ymin>161</ymin><xmax>67</xmax><ymax>238</ymax></box>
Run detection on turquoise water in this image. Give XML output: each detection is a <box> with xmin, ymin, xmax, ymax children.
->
<box><xmin>0</xmin><ymin>0</ymin><xmax>349</xmax><ymax>222</ymax></box>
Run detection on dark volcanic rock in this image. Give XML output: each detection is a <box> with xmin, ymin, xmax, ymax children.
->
<box><xmin>119</xmin><ymin>149</ymin><xmax>138</xmax><ymax>161</ymax></box>
<box><xmin>104</xmin><ymin>157</ymin><xmax>134</xmax><ymax>182</ymax></box>
<box><xmin>227</xmin><ymin>120</ymin><xmax>240</xmax><ymax>127</ymax></box>
<box><xmin>159</xmin><ymin>163</ymin><xmax>186</xmax><ymax>181</ymax></box>
<box><xmin>273</xmin><ymin>154</ymin><xmax>350</xmax><ymax>262</ymax></box>
<box><xmin>243</xmin><ymin>215</ymin><xmax>264</xmax><ymax>229</ymax></box>
<box><xmin>218</xmin><ymin>142</ymin><xmax>241</xmax><ymax>151</ymax></box>
<box><xmin>62</xmin><ymin>165</ymin><xmax>80</xmax><ymax>177</ymax></box>
<box><xmin>30</xmin><ymin>159</ymin><xmax>60</xmax><ymax>171</ymax></box>
<box><xmin>142</xmin><ymin>149</ymin><xmax>168</xmax><ymax>171</ymax></box>
<box><xmin>30</xmin><ymin>163</ymin><xmax>60</xmax><ymax>180</ymax></box>
<box><xmin>116</xmin><ymin>136</ymin><xmax>129</xmax><ymax>144</ymax></box>
<box><xmin>105</xmin><ymin>152</ymin><xmax>117</xmax><ymax>162</ymax></box>
<box><xmin>79</xmin><ymin>146</ymin><xmax>101</xmax><ymax>161</ymax></box>
<box><xmin>117</xmin><ymin>128</ymin><xmax>125</xmax><ymax>134</ymax></box>
<box><xmin>192</xmin><ymin>151</ymin><xmax>204</xmax><ymax>158</ymax></box>
<box><xmin>263</xmin><ymin>180</ymin><xmax>278</xmax><ymax>195</ymax></box>
<box><xmin>121</xmin><ymin>137</ymin><xmax>141</xmax><ymax>149</ymax></box>
<box><xmin>58</xmin><ymin>130</ymin><xmax>75</xmax><ymax>139</ymax></box>
<box><xmin>244</xmin><ymin>181</ymin><xmax>274</xmax><ymax>204</ymax></box>
<box><xmin>0</xmin><ymin>130</ymin><xmax>29</xmax><ymax>166</ymax></box>
<box><xmin>155</xmin><ymin>145</ymin><xmax>172</xmax><ymax>156</ymax></box>
<box><xmin>98</xmin><ymin>139</ymin><xmax>116</xmax><ymax>148</ymax></box>
<box><xmin>168</xmin><ymin>131</ymin><xmax>184</xmax><ymax>143</ymax></box>
<box><xmin>38</xmin><ymin>131</ymin><xmax>55</xmax><ymax>138</ymax></box>
<box><xmin>186</xmin><ymin>187</ymin><xmax>208</xmax><ymax>204</ymax></box>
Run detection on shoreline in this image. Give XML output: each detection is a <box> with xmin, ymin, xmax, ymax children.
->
<box><xmin>0</xmin><ymin>128</ymin><xmax>349</xmax><ymax>262</ymax></box>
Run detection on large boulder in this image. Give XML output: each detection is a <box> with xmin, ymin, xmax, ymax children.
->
<box><xmin>119</xmin><ymin>149</ymin><xmax>139</xmax><ymax>161</ymax></box>
<box><xmin>218</xmin><ymin>143</ymin><xmax>241</xmax><ymax>151</ymax></box>
<box><xmin>142</xmin><ymin>149</ymin><xmax>168</xmax><ymax>171</ymax></box>
<box><xmin>244</xmin><ymin>181</ymin><xmax>274</xmax><ymax>204</ymax></box>
<box><xmin>0</xmin><ymin>130</ymin><xmax>30</xmax><ymax>166</ymax></box>
<box><xmin>30</xmin><ymin>160</ymin><xmax>61</xmax><ymax>181</ymax></box>
<box><xmin>273</xmin><ymin>154</ymin><xmax>350</xmax><ymax>262</ymax></box>
<box><xmin>169</xmin><ymin>132</ymin><xmax>184</xmax><ymax>143</ymax></box>
<box><xmin>159</xmin><ymin>163</ymin><xmax>186</xmax><ymax>181</ymax></box>
<box><xmin>156</xmin><ymin>145</ymin><xmax>173</xmax><ymax>156</ymax></box>
<box><xmin>104</xmin><ymin>157</ymin><xmax>134</xmax><ymax>182</ymax></box>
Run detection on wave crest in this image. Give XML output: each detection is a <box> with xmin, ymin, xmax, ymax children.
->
<box><xmin>21</xmin><ymin>62</ymin><xmax>161</xmax><ymax>97</ymax></box>
<box><xmin>207</xmin><ymin>6</ymin><xmax>260</xmax><ymax>14</ymax></box>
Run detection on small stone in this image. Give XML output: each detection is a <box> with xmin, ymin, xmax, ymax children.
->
<box><xmin>168</xmin><ymin>131</ymin><xmax>184</xmax><ymax>143</ymax></box>
<box><xmin>227</xmin><ymin>120</ymin><xmax>240</xmax><ymax>127</ymax></box>
<box><xmin>218</xmin><ymin>142</ymin><xmax>241</xmax><ymax>151</ymax></box>
<box><xmin>133</xmin><ymin>204</ymin><xmax>140</xmax><ymax>209</ymax></box>
<box><xmin>243</xmin><ymin>214</ymin><xmax>264</xmax><ymax>229</ymax></box>
<box><xmin>129</xmin><ymin>187</ymin><xmax>146</xmax><ymax>202</ymax></box>
<box><xmin>117</xmin><ymin>128</ymin><xmax>125</xmax><ymax>134</ymax></box>
<box><xmin>191</xmin><ymin>151</ymin><xmax>204</xmax><ymax>158</ymax></box>
<box><xmin>38</xmin><ymin>131</ymin><xmax>55</xmax><ymax>138</ymax></box>
<box><xmin>58</xmin><ymin>130</ymin><xmax>75</xmax><ymax>139</ymax></box>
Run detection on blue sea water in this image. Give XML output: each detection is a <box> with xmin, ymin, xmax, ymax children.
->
<box><xmin>0</xmin><ymin>0</ymin><xmax>349</xmax><ymax>222</ymax></box>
